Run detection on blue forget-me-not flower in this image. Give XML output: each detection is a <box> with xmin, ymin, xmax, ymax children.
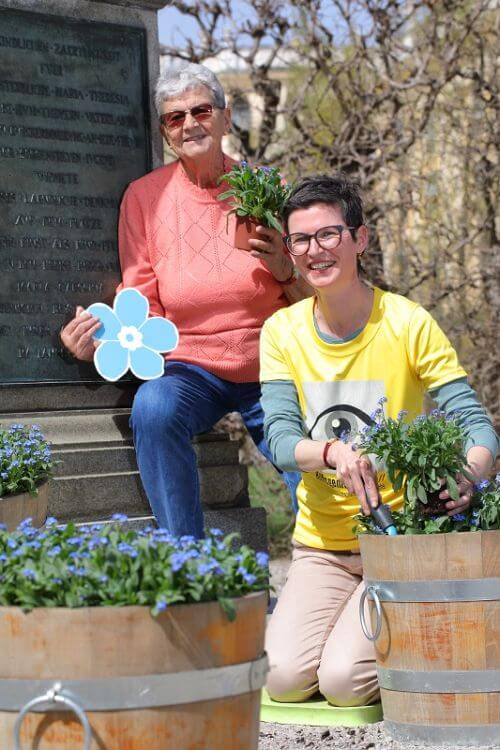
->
<box><xmin>87</xmin><ymin>288</ymin><xmax>179</xmax><ymax>382</ymax></box>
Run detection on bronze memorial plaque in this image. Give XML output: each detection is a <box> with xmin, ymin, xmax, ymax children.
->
<box><xmin>0</xmin><ymin>9</ymin><xmax>151</xmax><ymax>383</ymax></box>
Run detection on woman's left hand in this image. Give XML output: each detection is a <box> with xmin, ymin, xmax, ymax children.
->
<box><xmin>440</xmin><ymin>474</ymin><xmax>474</xmax><ymax>516</ymax></box>
<box><xmin>248</xmin><ymin>225</ymin><xmax>294</xmax><ymax>282</ymax></box>
<box><xmin>443</xmin><ymin>445</ymin><xmax>495</xmax><ymax>516</ymax></box>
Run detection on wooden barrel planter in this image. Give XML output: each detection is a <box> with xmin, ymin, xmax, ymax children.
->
<box><xmin>0</xmin><ymin>482</ymin><xmax>48</xmax><ymax>531</ymax></box>
<box><xmin>0</xmin><ymin>591</ymin><xmax>267</xmax><ymax>749</ymax></box>
<box><xmin>359</xmin><ymin>531</ymin><xmax>500</xmax><ymax>747</ymax></box>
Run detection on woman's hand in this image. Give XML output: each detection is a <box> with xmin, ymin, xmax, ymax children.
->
<box><xmin>441</xmin><ymin>445</ymin><xmax>494</xmax><ymax>516</ymax></box>
<box><xmin>327</xmin><ymin>441</ymin><xmax>380</xmax><ymax>515</ymax></box>
<box><xmin>248</xmin><ymin>225</ymin><xmax>294</xmax><ymax>282</ymax></box>
<box><xmin>440</xmin><ymin>474</ymin><xmax>474</xmax><ymax>516</ymax></box>
<box><xmin>60</xmin><ymin>306</ymin><xmax>101</xmax><ymax>362</ymax></box>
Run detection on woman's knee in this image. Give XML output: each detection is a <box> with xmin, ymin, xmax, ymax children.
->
<box><xmin>131</xmin><ymin>379</ymin><xmax>179</xmax><ymax>432</ymax></box>
<box><xmin>266</xmin><ymin>659</ymin><xmax>318</xmax><ymax>703</ymax></box>
<box><xmin>317</xmin><ymin>657</ymin><xmax>378</xmax><ymax>707</ymax></box>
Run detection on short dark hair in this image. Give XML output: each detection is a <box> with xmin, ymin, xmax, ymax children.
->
<box><xmin>282</xmin><ymin>174</ymin><xmax>364</xmax><ymax>235</ymax></box>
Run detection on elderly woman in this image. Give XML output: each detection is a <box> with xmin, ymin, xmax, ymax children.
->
<box><xmin>61</xmin><ymin>62</ymin><xmax>306</xmax><ymax>536</ymax></box>
<box><xmin>260</xmin><ymin>174</ymin><xmax>497</xmax><ymax>707</ymax></box>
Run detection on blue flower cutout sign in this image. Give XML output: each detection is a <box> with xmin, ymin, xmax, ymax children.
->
<box><xmin>87</xmin><ymin>288</ymin><xmax>178</xmax><ymax>382</ymax></box>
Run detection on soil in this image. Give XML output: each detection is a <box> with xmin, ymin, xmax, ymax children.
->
<box><xmin>261</xmin><ymin>558</ymin><xmax>497</xmax><ymax>750</ymax></box>
<box><xmin>418</xmin><ymin>487</ymin><xmax>448</xmax><ymax>515</ymax></box>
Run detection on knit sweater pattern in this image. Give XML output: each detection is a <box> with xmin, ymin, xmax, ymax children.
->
<box><xmin>118</xmin><ymin>159</ymin><xmax>288</xmax><ymax>382</ymax></box>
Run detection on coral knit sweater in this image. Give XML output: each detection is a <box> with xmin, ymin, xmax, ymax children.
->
<box><xmin>118</xmin><ymin>158</ymin><xmax>289</xmax><ymax>382</ymax></box>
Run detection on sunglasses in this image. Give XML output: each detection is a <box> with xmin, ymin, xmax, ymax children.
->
<box><xmin>159</xmin><ymin>103</ymin><xmax>222</xmax><ymax>130</ymax></box>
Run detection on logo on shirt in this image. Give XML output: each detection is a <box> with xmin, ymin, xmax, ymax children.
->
<box><xmin>303</xmin><ymin>379</ymin><xmax>385</xmax><ymax>445</ymax></box>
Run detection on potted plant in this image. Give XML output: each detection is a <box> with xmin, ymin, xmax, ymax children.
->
<box><xmin>0</xmin><ymin>519</ymin><xmax>269</xmax><ymax>749</ymax></box>
<box><xmin>0</xmin><ymin>423</ymin><xmax>52</xmax><ymax>530</ymax></box>
<box><xmin>354</xmin><ymin>405</ymin><xmax>500</xmax><ymax>746</ymax></box>
<box><xmin>357</xmin><ymin>404</ymin><xmax>478</xmax><ymax>527</ymax></box>
<box><xmin>218</xmin><ymin>161</ymin><xmax>292</xmax><ymax>250</ymax></box>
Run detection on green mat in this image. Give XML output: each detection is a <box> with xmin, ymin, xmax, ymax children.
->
<box><xmin>261</xmin><ymin>688</ymin><xmax>383</xmax><ymax>727</ymax></box>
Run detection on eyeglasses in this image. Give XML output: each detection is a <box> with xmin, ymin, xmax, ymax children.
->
<box><xmin>284</xmin><ymin>225</ymin><xmax>358</xmax><ymax>256</ymax></box>
<box><xmin>159</xmin><ymin>103</ymin><xmax>222</xmax><ymax>130</ymax></box>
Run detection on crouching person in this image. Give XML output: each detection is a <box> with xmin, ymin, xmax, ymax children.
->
<box><xmin>260</xmin><ymin>174</ymin><xmax>497</xmax><ymax>706</ymax></box>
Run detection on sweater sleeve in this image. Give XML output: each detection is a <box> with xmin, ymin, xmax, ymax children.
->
<box><xmin>261</xmin><ymin>380</ymin><xmax>305</xmax><ymax>471</ymax></box>
<box><xmin>117</xmin><ymin>185</ymin><xmax>165</xmax><ymax>318</ymax></box>
<box><xmin>429</xmin><ymin>377</ymin><xmax>498</xmax><ymax>459</ymax></box>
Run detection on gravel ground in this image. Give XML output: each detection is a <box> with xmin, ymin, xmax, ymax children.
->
<box><xmin>259</xmin><ymin>722</ymin><xmax>498</xmax><ymax>750</ymax></box>
<box><xmin>260</xmin><ymin>558</ymin><xmax>497</xmax><ymax>750</ymax></box>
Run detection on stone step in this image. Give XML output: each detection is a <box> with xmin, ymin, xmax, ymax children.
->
<box><xmin>49</xmin><ymin>473</ymin><xmax>150</xmax><ymax>522</ymax></box>
<box><xmin>53</xmin><ymin>445</ymin><xmax>138</xmax><ymax>476</ymax></box>
<box><xmin>50</xmin><ymin>460</ymin><xmax>249</xmax><ymax>522</ymax></box>
<box><xmin>75</xmin><ymin>506</ymin><xmax>268</xmax><ymax>552</ymax></box>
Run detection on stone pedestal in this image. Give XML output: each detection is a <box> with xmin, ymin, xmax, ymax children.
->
<box><xmin>0</xmin><ymin>0</ymin><xmax>268</xmax><ymax>551</ymax></box>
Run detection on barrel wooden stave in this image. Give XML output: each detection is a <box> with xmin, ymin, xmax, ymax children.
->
<box><xmin>1</xmin><ymin>694</ymin><xmax>261</xmax><ymax>750</ymax></box>
<box><xmin>359</xmin><ymin>530</ymin><xmax>500</xmax><ymax>745</ymax></box>
<box><xmin>0</xmin><ymin>481</ymin><xmax>48</xmax><ymax>531</ymax></box>
<box><xmin>380</xmin><ymin>690</ymin><xmax>499</xmax><ymax>726</ymax></box>
<box><xmin>0</xmin><ymin>592</ymin><xmax>267</xmax><ymax>749</ymax></box>
<box><xmin>0</xmin><ymin>593</ymin><xmax>265</xmax><ymax>679</ymax></box>
<box><xmin>360</xmin><ymin>529</ymin><xmax>500</xmax><ymax>582</ymax></box>
<box><xmin>375</xmin><ymin>601</ymin><xmax>499</xmax><ymax>671</ymax></box>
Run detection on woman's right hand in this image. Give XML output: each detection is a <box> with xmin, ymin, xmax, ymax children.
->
<box><xmin>60</xmin><ymin>306</ymin><xmax>101</xmax><ymax>362</ymax></box>
<box><xmin>327</xmin><ymin>440</ymin><xmax>380</xmax><ymax>515</ymax></box>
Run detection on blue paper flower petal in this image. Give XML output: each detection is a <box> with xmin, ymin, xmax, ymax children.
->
<box><xmin>130</xmin><ymin>347</ymin><xmax>165</xmax><ymax>380</ymax></box>
<box><xmin>94</xmin><ymin>341</ymin><xmax>129</xmax><ymax>382</ymax></box>
<box><xmin>114</xmin><ymin>288</ymin><xmax>149</xmax><ymax>328</ymax></box>
<box><xmin>86</xmin><ymin>303</ymin><xmax>121</xmax><ymax>341</ymax></box>
<box><xmin>140</xmin><ymin>317</ymin><xmax>179</xmax><ymax>353</ymax></box>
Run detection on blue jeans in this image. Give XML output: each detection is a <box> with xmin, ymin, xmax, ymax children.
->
<box><xmin>130</xmin><ymin>361</ymin><xmax>300</xmax><ymax>537</ymax></box>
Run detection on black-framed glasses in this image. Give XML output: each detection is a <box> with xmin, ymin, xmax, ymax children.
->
<box><xmin>284</xmin><ymin>224</ymin><xmax>358</xmax><ymax>256</ymax></box>
<box><xmin>159</xmin><ymin>103</ymin><xmax>222</xmax><ymax>130</ymax></box>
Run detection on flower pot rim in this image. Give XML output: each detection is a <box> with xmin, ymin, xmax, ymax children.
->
<box><xmin>358</xmin><ymin>527</ymin><xmax>499</xmax><ymax>542</ymax></box>
<box><xmin>0</xmin><ymin>478</ymin><xmax>49</xmax><ymax>501</ymax></box>
<box><xmin>0</xmin><ymin>590</ymin><xmax>268</xmax><ymax>615</ymax></box>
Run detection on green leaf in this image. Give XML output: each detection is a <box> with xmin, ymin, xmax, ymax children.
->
<box><xmin>218</xmin><ymin>189</ymin><xmax>236</xmax><ymax>201</ymax></box>
<box><xmin>393</xmin><ymin>471</ymin><xmax>404</xmax><ymax>491</ymax></box>
<box><xmin>263</xmin><ymin>209</ymin><xmax>283</xmax><ymax>233</ymax></box>
<box><xmin>218</xmin><ymin>597</ymin><xmax>237</xmax><ymax>622</ymax></box>
<box><xmin>416</xmin><ymin>484</ymin><xmax>428</xmax><ymax>503</ymax></box>
<box><xmin>446</xmin><ymin>474</ymin><xmax>459</xmax><ymax>501</ymax></box>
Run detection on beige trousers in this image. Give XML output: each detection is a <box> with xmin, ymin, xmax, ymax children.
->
<box><xmin>265</xmin><ymin>543</ymin><xmax>379</xmax><ymax>707</ymax></box>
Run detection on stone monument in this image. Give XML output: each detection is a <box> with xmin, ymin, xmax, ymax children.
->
<box><xmin>0</xmin><ymin>0</ymin><xmax>267</xmax><ymax>550</ymax></box>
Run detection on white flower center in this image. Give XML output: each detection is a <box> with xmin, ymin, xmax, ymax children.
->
<box><xmin>117</xmin><ymin>326</ymin><xmax>143</xmax><ymax>351</ymax></box>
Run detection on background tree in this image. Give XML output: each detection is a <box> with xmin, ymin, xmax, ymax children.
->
<box><xmin>161</xmin><ymin>0</ymin><xmax>499</xmax><ymax>426</ymax></box>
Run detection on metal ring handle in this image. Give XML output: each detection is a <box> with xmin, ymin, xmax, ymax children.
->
<box><xmin>359</xmin><ymin>585</ymin><xmax>382</xmax><ymax>641</ymax></box>
<box><xmin>14</xmin><ymin>683</ymin><xmax>91</xmax><ymax>750</ymax></box>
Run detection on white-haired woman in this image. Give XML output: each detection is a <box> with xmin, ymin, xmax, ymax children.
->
<box><xmin>61</xmin><ymin>62</ymin><xmax>306</xmax><ymax>535</ymax></box>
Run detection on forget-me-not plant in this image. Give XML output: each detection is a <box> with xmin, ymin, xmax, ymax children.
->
<box><xmin>0</xmin><ymin>519</ymin><xmax>270</xmax><ymax>619</ymax></box>
<box><xmin>87</xmin><ymin>288</ymin><xmax>178</xmax><ymax>382</ymax></box>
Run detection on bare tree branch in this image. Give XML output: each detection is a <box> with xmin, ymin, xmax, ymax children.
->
<box><xmin>160</xmin><ymin>0</ymin><xmax>499</xmax><ymax>423</ymax></box>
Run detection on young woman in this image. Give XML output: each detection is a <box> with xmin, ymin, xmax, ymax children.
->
<box><xmin>260</xmin><ymin>174</ymin><xmax>497</xmax><ymax>707</ymax></box>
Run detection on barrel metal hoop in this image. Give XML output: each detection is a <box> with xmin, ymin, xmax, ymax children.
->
<box><xmin>384</xmin><ymin>720</ymin><xmax>500</xmax><ymax>747</ymax></box>
<box><xmin>378</xmin><ymin>666</ymin><xmax>500</xmax><ymax>693</ymax></box>
<box><xmin>364</xmin><ymin>578</ymin><xmax>500</xmax><ymax>602</ymax></box>
<box><xmin>0</xmin><ymin>654</ymin><xmax>269</xmax><ymax>712</ymax></box>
